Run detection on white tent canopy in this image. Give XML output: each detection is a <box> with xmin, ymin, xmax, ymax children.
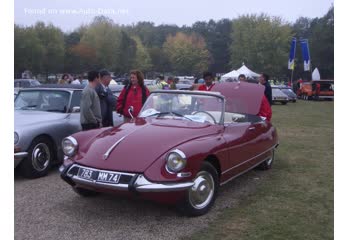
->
<box><xmin>221</xmin><ymin>69</ymin><xmax>239</xmax><ymax>79</ymax></box>
<box><xmin>312</xmin><ymin>68</ymin><xmax>321</xmax><ymax>80</ymax></box>
<box><xmin>236</xmin><ymin>63</ymin><xmax>260</xmax><ymax>78</ymax></box>
<box><xmin>221</xmin><ymin>63</ymin><xmax>260</xmax><ymax>80</ymax></box>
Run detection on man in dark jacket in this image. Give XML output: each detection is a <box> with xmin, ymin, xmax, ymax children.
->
<box><xmin>95</xmin><ymin>69</ymin><xmax>116</xmax><ymax>127</ymax></box>
<box><xmin>259</xmin><ymin>73</ymin><xmax>273</xmax><ymax>105</ymax></box>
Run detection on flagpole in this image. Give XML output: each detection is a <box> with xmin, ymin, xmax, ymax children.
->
<box><xmin>291</xmin><ymin>39</ymin><xmax>297</xmax><ymax>89</ymax></box>
<box><xmin>290</xmin><ymin>38</ymin><xmax>297</xmax><ymax>89</ymax></box>
<box><xmin>307</xmin><ymin>39</ymin><xmax>312</xmax><ymax>80</ymax></box>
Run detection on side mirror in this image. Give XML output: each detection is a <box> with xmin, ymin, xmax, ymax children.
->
<box><xmin>72</xmin><ymin>106</ymin><xmax>80</xmax><ymax>113</ymax></box>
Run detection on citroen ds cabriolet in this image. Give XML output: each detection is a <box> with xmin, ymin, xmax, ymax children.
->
<box><xmin>60</xmin><ymin>82</ymin><xmax>278</xmax><ymax>216</ymax></box>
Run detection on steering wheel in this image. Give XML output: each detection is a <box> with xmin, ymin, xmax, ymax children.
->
<box><xmin>192</xmin><ymin>111</ymin><xmax>217</xmax><ymax>124</ymax></box>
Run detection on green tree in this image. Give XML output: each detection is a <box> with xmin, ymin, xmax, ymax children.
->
<box><xmin>14</xmin><ymin>25</ymin><xmax>45</xmax><ymax>77</ymax></box>
<box><xmin>230</xmin><ymin>14</ymin><xmax>293</xmax><ymax>79</ymax></box>
<box><xmin>80</xmin><ymin>16</ymin><xmax>121</xmax><ymax>70</ymax></box>
<box><xmin>114</xmin><ymin>30</ymin><xmax>137</xmax><ymax>74</ymax></box>
<box><xmin>163</xmin><ymin>32</ymin><xmax>210</xmax><ymax>75</ymax></box>
<box><xmin>131</xmin><ymin>36</ymin><xmax>153</xmax><ymax>72</ymax></box>
<box><xmin>191</xmin><ymin>19</ymin><xmax>232</xmax><ymax>73</ymax></box>
<box><xmin>34</xmin><ymin>22</ymin><xmax>65</xmax><ymax>77</ymax></box>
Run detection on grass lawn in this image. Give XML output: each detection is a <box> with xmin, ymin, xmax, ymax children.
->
<box><xmin>186</xmin><ymin>100</ymin><xmax>334</xmax><ymax>240</ymax></box>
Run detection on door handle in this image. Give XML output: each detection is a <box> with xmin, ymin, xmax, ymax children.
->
<box><xmin>248</xmin><ymin>126</ymin><xmax>255</xmax><ymax>131</ymax></box>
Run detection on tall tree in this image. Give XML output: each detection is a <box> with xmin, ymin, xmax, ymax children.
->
<box><xmin>230</xmin><ymin>14</ymin><xmax>293</xmax><ymax>79</ymax></box>
<box><xmin>80</xmin><ymin>16</ymin><xmax>122</xmax><ymax>70</ymax></box>
<box><xmin>14</xmin><ymin>25</ymin><xmax>45</xmax><ymax>77</ymax></box>
<box><xmin>163</xmin><ymin>32</ymin><xmax>210</xmax><ymax>75</ymax></box>
<box><xmin>34</xmin><ymin>22</ymin><xmax>65</xmax><ymax>77</ymax></box>
<box><xmin>131</xmin><ymin>36</ymin><xmax>153</xmax><ymax>72</ymax></box>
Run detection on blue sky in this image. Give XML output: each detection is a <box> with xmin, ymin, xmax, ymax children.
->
<box><xmin>15</xmin><ymin>0</ymin><xmax>334</xmax><ymax>31</ymax></box>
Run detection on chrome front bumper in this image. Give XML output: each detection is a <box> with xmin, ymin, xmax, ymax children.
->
<box><xmin>14</xmin><ymin>152</ymin><xmax>28</xmax><ymax>167</ymax></box>
<box><xmin>60</xmin><ymin>164</ymin><xmax>194</xmax><ymax>192</ymax></box>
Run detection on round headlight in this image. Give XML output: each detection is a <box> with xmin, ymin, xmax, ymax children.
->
<box><xmin>62</xmin><ymin>136</ymin><xmax>78</xmax><ymax>157</ymax></box>
<box><xmin>14</xmin><ymin>132</ymin><xmax>19</xmax><ymax>145</ymax></box>
<box><xmin>166</xmin><ymin>150</ymin><xmax>187</xmax><ymax>173</ymax></box>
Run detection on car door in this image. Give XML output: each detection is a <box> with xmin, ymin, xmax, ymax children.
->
<box><xmin>221</xmin><ymin>114</ymin><xmax>267</xmax><ymax>182</ymax></box>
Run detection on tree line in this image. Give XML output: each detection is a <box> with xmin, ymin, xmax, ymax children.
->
<box><xmin>14</xmin><ymin>6</ymin><xmax>333</xmax><ymax>81</ymax></box>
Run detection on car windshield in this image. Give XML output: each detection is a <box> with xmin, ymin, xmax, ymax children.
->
<box><xmin>139</xmin><ymin>92</ymin><xmax>224</xmax><ymax>124</ymax></box>
<box><xmin>15</xmin><ymin>90</ymin><xmax>70</xmax><ymax>113</ymax></box>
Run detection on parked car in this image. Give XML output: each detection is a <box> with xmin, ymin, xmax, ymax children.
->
<box><xmin>272</xmin><ymin>85</ymin><xmax>297</xmax><ymax>102</ymax></box>
<box><xmin>297</xmin><ymin>80</ymin><xmax>334</xmax><ymax>100</ymax></box>
<box><xmin>14</xmin><ymin>79</ymin><xmax>41</xmax><ymax>88</ymax></box>
<box><xmin>175</xmin><ymin>83</ymin><xmax>192</xmax><ymax>90</ymax></box>
<box><xmin>60</xmin><ymin>82</ymin><xmax>279</xmax><ymax>216</ymax></box>
<box><xmin>271</xmin><ymin>88</ymin><xmax>289</xmax><ymax>105</ymax></box>
<box><xmin>14</xmin><ymin>84</ymin><xmax>123</xmax><ymax>178</ymax></box>
<box><xmin>109</xmin><ymin>84</ymin><xmax>124</xmax><ymax>98</ymax></box>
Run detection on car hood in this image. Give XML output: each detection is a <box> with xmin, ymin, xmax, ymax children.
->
<box><xmin>74</xmin><ymin>118</ymin><xmax>221</xmax><ymax>172</ymax></box>
<box><xmin>15</xmin><ymin>110</ymin><xmax>67</xmax><ymax>129</ymax></box>
<box><xmin>212</xmin><ymin>82</ymin><xmax>265</xmax><ymax>115</ymax></box>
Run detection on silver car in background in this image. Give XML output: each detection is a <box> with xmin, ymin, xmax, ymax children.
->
<box><xmin>271</xmin><ymin>88</ymin><xmax>289</xmax><ymax>105</ymax></box>
<box><xmin>14</xmin><ymin>85</ymin><xmax>122</xmax><ymax>178</ymax></box>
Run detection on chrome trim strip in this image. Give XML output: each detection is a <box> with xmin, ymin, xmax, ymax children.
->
<box><xmin>14</xmin><ymin>152</ymin><xmax>28</xmax><ymax>159</ymax></box>
<box><xmin>72</xmin><ymin>176</ymin><xmax>130</xmax><ymax>191</ymax></box>
<box><xmin>220</xmin><ymin>156</ymin><xmax>272</xmax><ymax>186</ymax></box>
<box><xmin>134</xmin><ymin>175</ymin><xmax>194</xmax><ymax>192</ymax></box>
<box><xmin>103</xmin><ymin>136</ymin><xmax>126</xmax><ymax>160</ymax></box>
<box><xmin>222</xmin><ymin>144</ymin><xmax>277</xmax><ymax>175</ymax></box>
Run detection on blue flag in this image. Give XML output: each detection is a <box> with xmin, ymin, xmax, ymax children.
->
<box><xmin>301</xmin><ymin>39</ymin><xmax>311</xmax><ymax>71</ymax></box>
<box><xmin>288</xmin><ymin>37</ymin><xmax>297</xmax><ymax>70</ymax></box>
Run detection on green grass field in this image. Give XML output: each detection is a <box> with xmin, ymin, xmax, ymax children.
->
<box><xmin>187</xmin><ymin>100</ymin><xmax>334</xmax><ymax>240</ymax></box>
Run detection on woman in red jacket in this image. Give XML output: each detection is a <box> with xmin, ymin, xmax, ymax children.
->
<box><xmin>117</xmin><ymin>70</ymin><xmax>150</xmax><ymax>121</ymax></box>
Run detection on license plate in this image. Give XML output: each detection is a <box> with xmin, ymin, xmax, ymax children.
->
<box><xmin>78</xmin><ymin>168</ymin><xmax>94</xmax><ymax>180</ymax></box>
<box><xmin>97</xmin><ymin>171</ymin><xmax>120</xmax><ymax>184</ymax></box>
<box><xmin>77</xmin><ymin>167</ymin><xmax>120</xmax><ymax>184</ymax></box>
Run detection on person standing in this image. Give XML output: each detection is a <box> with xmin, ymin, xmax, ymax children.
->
<box><xmin>95</xmin><ymin>70</ymin><xmax>116</xmax><ymax>127</ymax></box>
<box><xmin>198</xmin><ymin>72</ymin><xmax>215</xmax><ymax>91</ymax></box>
<box><xmin>58</xmin><ymin>74</ymin><xmax>69</xmax><ymax>84</ymax></box>
<box><xmin>80</xmin><ymin>70</ymin><xmax>102</xmax><ymax>131</ymax></box>
<box><xmin>259</xmin><ymin>73</ymin><xmax>273</xmax><ymax>106</ymax></box>
<box><xmin>240</xmin><ymin>73</ymin><xmax>272</xmax><ymax>121</ymax></box>
<box><xmin>238</xmin><ymin>74</ymin><xmax>246</xmax><ymax>82</ymax></box>
<box><xmin>117</xmin><ymin>70</ymin><xmax>150</xmax><ymax>121</ymax></box>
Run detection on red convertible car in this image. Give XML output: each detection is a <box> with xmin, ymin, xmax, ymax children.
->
<box><xmin>60</xmin><ymin>82</ymin><xmax>279</xmax><ymax>216</ymax></box>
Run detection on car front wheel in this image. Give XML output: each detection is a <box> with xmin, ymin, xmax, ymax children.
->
<box><xmin>178</xmin><ymin>162</ymin><xmax>219</xmax><ymax>217</ymax></box>
<box><xmin>19</xmin><ymin>136</ymin><xmax>53</xmax><ymax>179</ymax></box>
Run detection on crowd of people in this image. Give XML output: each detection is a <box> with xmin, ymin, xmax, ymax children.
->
<box><xmin>78</xmin><ymin>69</ymin><xmax>273</xmax><ymax>131</ymax></box>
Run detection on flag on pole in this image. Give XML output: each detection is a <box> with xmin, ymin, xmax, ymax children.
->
<box><xmin>301</xmin><ymin>39</ymin><xmax>311</xmax><ymax>71</ymax></box>
<box><xmin>288</xmin><ymin>37</ymin><xmax>297</xmax><ymax>70</ymax></box>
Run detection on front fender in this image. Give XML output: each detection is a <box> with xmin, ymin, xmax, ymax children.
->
<box><xmin>143</xmin><ymin>133</ymin><xmax>227</xmax><ymax>182</ymax></box>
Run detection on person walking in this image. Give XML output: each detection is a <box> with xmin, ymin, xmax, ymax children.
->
<box><xmin>259</xmin><ymin>73</ymin><xmax>273</xmax><ymax>106</ymax></box>
<box><xmin>117</xmin><ymin>70</ymin><xmax>150</xmax><ymax>121</ymax></box>
<box><xmin>95</xmin><ymin>69</ymin><xmax>116</xmax><ymax>127</ymax></box>
<box><xmin>80</xmin><ymin>70</ymin><xmax>102</xmax><ymax>131</ymax></box>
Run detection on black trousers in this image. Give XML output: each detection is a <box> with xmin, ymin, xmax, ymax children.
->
<box><xmin>81</xmin><ymin>123</ymin><xmax>99</xmax><ymax>131</ymax></box>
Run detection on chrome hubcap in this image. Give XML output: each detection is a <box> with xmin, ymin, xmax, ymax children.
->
<box><xmin>189</xmin><ymin>171</ymin><xmax>214</xmax><ymax>209</ymax></box>
<box><xmin>32</xmin><ymin>143</ymin><xmax>50</xmax><ymax>171</ymax></box>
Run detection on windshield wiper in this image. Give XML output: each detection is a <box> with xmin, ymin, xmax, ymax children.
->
<box><xmin>45</xmin><ymin>109</ymin><xmax>65</xmax><ymax>113</ymax></box>
<box><xmin>155</xmin><ymin>111</ymin><xmax>193</xmax><ymax>121</ymax></box>
<box><xmin>19</xmin><ymin>105</ymin><xmax>37</xmax><ymax>110</ymax></box>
